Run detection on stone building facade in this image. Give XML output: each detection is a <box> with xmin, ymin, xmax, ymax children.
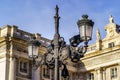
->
<box><xmin>0</xmin><ymin>25</ymin><xmax>51</xmax><ymax>80</ymax></box>
<box><xmin>0</xmin><ymin>15</ymin><xmax>120</xmax><ymax>80</ymax></box>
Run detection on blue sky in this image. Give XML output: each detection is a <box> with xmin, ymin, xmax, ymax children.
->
<box><xmin>0</xmin><ymin>0</ymin><xmax>120</xmax><ymax>44</ymax></box>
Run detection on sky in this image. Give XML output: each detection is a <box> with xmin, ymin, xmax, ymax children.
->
<box><xmin>0</xmin><ymin>0</ymin><xmax>120</xmax><ymax>44</ymax></box>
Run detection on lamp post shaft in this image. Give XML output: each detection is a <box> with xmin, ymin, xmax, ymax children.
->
<box><xmin>54</xmin><ymin>5</ymin><xmax>60</xmax><ymax>80</ymax></box>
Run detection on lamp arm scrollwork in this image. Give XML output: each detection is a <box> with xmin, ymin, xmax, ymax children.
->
<box><xmin>32</xmin><ymin>55</ymin><xmax>44</xmax><ymax>70</ymax></box>
<box><xmin>45</xmin><ymin>52</ymin><xmax>55</xmax><ymax>64</ymax></box>
<box><xmin>69</xmin><ymin>43</ymin><xmax>88</xmax><ymax>62</ymax></box>
<box><xmin>59</xmin><ymin>45</ymin><xmax>70</xmax><ymax>62</ymax></box>
<box><xmin>78</xmin><ymin>45</ymin><xmax>87</xmax><ymax>56</ymax></box>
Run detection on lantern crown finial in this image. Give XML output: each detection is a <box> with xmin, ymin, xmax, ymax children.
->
<box><xmin>55</xmin><ymin>5</ymin><xmax>59</xmax><ymax>17</ymax></box>
<box><xmin>82</xmin><ymin>15</ymin><xmax>88</xmax><ymax>19</ymax></box>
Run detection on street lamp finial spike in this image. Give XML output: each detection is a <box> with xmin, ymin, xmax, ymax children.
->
<box><xmin>54</xmin><ymin>5</ymin><xmax>60</xmax><ymax>34</ymax></box>
<box><xmin>55</xmin><ymin>5</ymin><xmax>59</xmax><ymax>17</ymax></box>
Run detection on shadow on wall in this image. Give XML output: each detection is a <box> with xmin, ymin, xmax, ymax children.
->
<box><xmin>65</xmin><ymin>60</ymin><xmax>87</xmax><ymax>80</ymax></box>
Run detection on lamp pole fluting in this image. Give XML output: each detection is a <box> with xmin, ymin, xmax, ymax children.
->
<box><xmin>53</xmin><ymin>5</ymin><xmax>60</xmax><ymax>80</ymax></box>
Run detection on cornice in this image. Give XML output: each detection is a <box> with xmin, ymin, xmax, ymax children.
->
<box><xmin>82</xmin><ymin>45</ymin><xmax>120</xmax><ymax>60</ymax></box>
<box><xmin>0</xmin><ymin>37</ymin><xmax>7</xmax><ymax>42</ymax></box>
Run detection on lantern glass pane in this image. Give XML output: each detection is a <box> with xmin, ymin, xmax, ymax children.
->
<box><xmin>86</xmin><ymin>25</ymin><xmax>93</xmax><ymax>41</ymax></box>
<box><xmin>79</xmin><ymin>25</ymin><xmax>93</xmax><ymax>41</ymax></box>
<box><xmin>32</xmin><ymin>45</ymin><xmax>39</xmax><ymax>58</ymax></box>
<box><xmin>79</xmin><ymin>25</ymin><xmax>85</xmax><ymax>40</ymax></box>
<box><xmin>28</xmin><ymin>45</ymin><xmax>33</xmax><ymax>58</ymax></box>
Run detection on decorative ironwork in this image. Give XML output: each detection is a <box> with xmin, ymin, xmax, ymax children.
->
<box><xmin>27</xmin><ymin>5</ymin><xmax>94</xmax><ymax>80</ymax></box>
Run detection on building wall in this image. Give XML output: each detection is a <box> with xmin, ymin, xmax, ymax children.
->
<box><xmin>0</xmin><ymin>57</ymin><xmax>6</xmax><ymax>80</ymax></box>
<box><xmin>0</xmin><ymin>25</ymin><xmax>51</xmax><ymax>80</ymax></box>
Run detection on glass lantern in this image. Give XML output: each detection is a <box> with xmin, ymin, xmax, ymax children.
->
<box><xmin>28</xmin><ymin>38</ymin><xmax>40</xmax><ymax>59</ymax></box>
<box><xmin>77</xmin><ymin>15</ymin><xmax>94</xmax><ymax>42</ymax></box>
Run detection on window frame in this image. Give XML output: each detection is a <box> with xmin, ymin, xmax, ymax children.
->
<box><xmin>111</xmin><ymin>67</ymin><xmax>117</xmax><ymax>79</ymax></box>
<box><xmin>88</xmin><ymin>73</ymin><xmax>94</xmax><ymax>80</ymax></box>
<box><xmin>19</xmin><ymin>59</ymin><xmax>29</xmax><ymax>75</ymax></box>
<box><xmin>108</xmin><ymin>42</ymin><xmax>115</xmax><ymax>48</ymax></box>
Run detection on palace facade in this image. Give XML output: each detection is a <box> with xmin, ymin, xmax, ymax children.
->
<box><xmin>0</xmin><ymin>15</ymin><xmax>120</xmax><ymax>80</ymax></box>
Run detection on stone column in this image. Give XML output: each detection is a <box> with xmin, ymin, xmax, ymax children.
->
<box><xmin>102</xmin><ymin>68</ymin><xmax>106</xmax><ymax>80</ymax></box>
<box><xmin>96</xmin><ymin>67</ymin><xmax>103</xmax><ymax>80</ymax></box>
<box><xmin>105</xmin><ymin>68</ymin><xmax>111</xmax><ymax>80</ymax></box>
<box><xmin>8</xmin><ymin>57</ymin><xmax>16</xmax><ymax>80</ymax></box>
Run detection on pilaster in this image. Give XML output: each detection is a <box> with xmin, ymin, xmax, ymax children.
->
<box><xmin>95</xmin><ymin>67</ymin><xmax>103</xmax><ymax>80</ymax></box>
<box><xmin>8</xmin><ymin>56</ymin><xmax>16</xmax><ymax>80</ymax></box>
<box><xmin>105</xmin><ymin>67</ymin><xmax>111</xmax><ymax>80</ymax></box>
<box><xmin>102</xmin><ymin>68</ymin><xmax>106</xmax><ymax>80</ymax></box>
<box><xmin>11</xmin><ymin>25</ymin><xmax>18</xmax><ymax>37</ymax></box>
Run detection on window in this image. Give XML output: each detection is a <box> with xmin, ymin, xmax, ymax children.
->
<box><xmin>43</xmin><ymin>67</ymin><xmax>50</xmax><ymax>78</ymax></box>
<box><xmin>88</xmin><ymin>73</ymin><xmax>94</xmax><ymax>80</ymax></box>
<box><xmin>111</xmin><ymin>67</ymin><xmax>117</xmax><ymax>78</ymax></box>
<box><xmin>19</xmin><ymin>61</ymin><xmax>28</xmax><ymax>73</ymax></box>
<box><xmin>108</xmin><ymin>42</ymin><xmax>115</xmax><ymax>48</ymax></box>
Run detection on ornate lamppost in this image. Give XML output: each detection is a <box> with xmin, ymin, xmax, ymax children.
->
<box><xmin>28</xmin><ymin>5</ymin><xmax>94</xmax><ymax>80</ymax></box>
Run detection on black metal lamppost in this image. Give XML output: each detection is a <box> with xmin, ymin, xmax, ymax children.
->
<box><xmin>28</xmin><ymin>5</ymin><xmax>94</xmax><ymax>80</ymax></box>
